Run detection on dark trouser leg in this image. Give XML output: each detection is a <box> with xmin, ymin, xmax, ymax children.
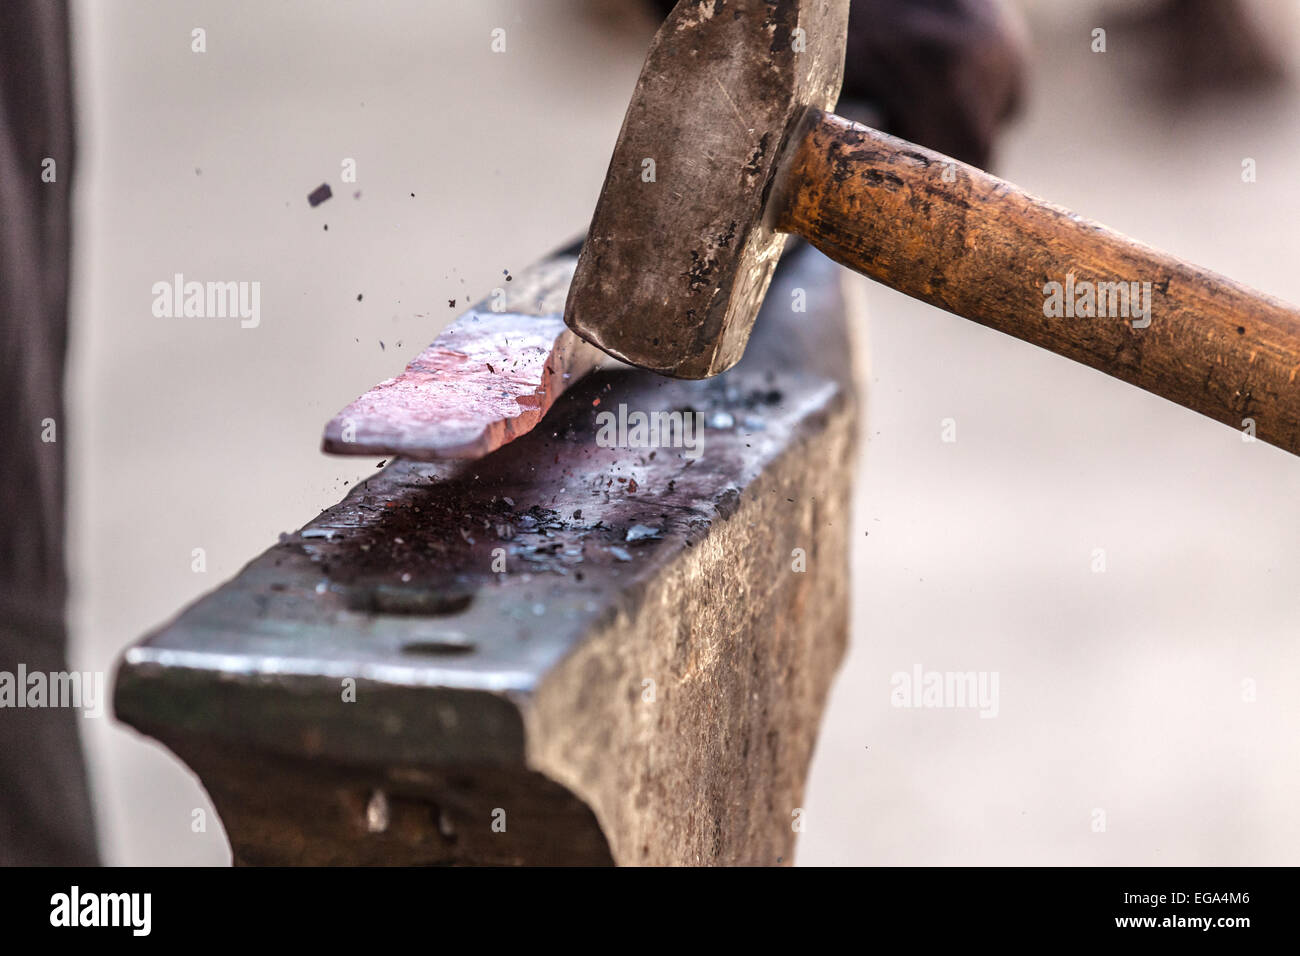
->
<box><xmin>0</xmin><ymin>0</ymin><xmax>98</xmax><ymax>865</ymax></box>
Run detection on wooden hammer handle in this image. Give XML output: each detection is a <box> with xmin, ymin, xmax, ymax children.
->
<box><xmin>776</xmin><ymin>110</ymin><xmax>1300</xmax><ymax>455</ymax></box>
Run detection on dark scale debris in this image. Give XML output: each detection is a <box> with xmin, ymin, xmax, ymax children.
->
<box><xmin>330</xmin><ymin>489</ymin><xmax>597</xmax><ymax>584</ymax></box>
<box><xmin>308</xmin><ymin>183</ymin><xmax>332</xmax><ymax>207</ymax></box>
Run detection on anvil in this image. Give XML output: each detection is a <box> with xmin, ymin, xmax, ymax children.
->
<box><xmin>116</xmin><ymin>244</ymin><xmax>860</xmax><ymax>865</ymax></box>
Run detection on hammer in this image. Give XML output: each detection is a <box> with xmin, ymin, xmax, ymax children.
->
<box><xmin>565</xmin><ymin>0</ymin><xmax>1300</xmax><ymax>456</ymax></box>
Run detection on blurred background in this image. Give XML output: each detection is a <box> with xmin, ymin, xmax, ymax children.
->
<box><xmin>62</xmin><ymin>0</ymin><xmax>1300</xmax><ymax>864</ymax></box>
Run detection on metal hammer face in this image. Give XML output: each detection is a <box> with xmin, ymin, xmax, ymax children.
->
<box><xmin>565</xmin><ymin>0</ymin><xmax>850</xmax><ymax>379</ymax></box>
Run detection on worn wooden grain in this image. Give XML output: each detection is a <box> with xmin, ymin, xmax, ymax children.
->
<box><xmin>776</xmin><ymin>109</ymin><xmax>1300</xmax><ymax>454</ymax></box>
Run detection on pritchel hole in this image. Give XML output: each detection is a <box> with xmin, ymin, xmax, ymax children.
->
<box><xmin>346</xmin><ymin>585</ymin><xmax>474</xmax><ymax>616</ymax></box>
<box><xmin>401</xmin><ymin>639</ymin><xmax>476</xmax><ymax>656</ymax></box>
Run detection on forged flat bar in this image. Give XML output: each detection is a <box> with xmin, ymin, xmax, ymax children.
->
<box><xmin>113</xmin><ymin>244</ymin><xmax>861</xmax><ymax>866</ymax></box>
<box><xmin>322</xmin><ymin>256</ymin><xmax>609</xmax><ymax>461</ymax></box>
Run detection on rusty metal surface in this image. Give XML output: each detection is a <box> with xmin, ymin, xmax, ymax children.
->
<box><xmin>323</xmin><ymin>256</ymin><xmax>608</xmax><ymax>461</ymax></box>
<box><xmin>114</xmin><ymin>245</ymin><xmax>859</xmax><ymax>864</ymax></box>
<box><xmin>565</xmin><ymin>0</ymin><xmax>850</xmax><ymax>379</ymax></box>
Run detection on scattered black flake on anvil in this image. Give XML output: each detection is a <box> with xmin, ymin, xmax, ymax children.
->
<box><xmin>308</xmin><ymin>183</ymin><xmax>332</xmax><ymax>207</ymax></box>
<box><xmin>376</xmin><ymin>460</ymin><xmax>387</xmax><ymax>467</ymax></box>
<box><xmin>323</xmin><ymin>224</ymin><xmax>328</xmax><ymax>231</ymax></box>
<box><xmin>448</xmin><ymin>299</ymin><xmax>456</xmax><ymax>308</ymax></box>
<box><xmin>486</xmin><ymin>363</ymin><xmax>495</xmax><ymax>373</ymax></box>
<box><xmin>356</xmin><ymin>293</ymin><xmax>363</xmax><ymax>301</ymax></box>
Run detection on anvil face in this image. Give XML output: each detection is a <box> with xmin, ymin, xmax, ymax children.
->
<box><xmin>564</xmin><ymin>0</ymin><xmax>850</xmax><ymax>379</ymax></box>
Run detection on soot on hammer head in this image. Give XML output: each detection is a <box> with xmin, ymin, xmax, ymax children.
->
<box><xmin>564</xmin><ymin>0</ymin><xmax>850</xmax><ymax>379</ymax></box>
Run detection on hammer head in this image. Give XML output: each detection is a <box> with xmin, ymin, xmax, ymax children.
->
<box><xmin>564</xmin><ymin>0</ymin><xmax>850</xmax><ymax>379</ymax></box>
